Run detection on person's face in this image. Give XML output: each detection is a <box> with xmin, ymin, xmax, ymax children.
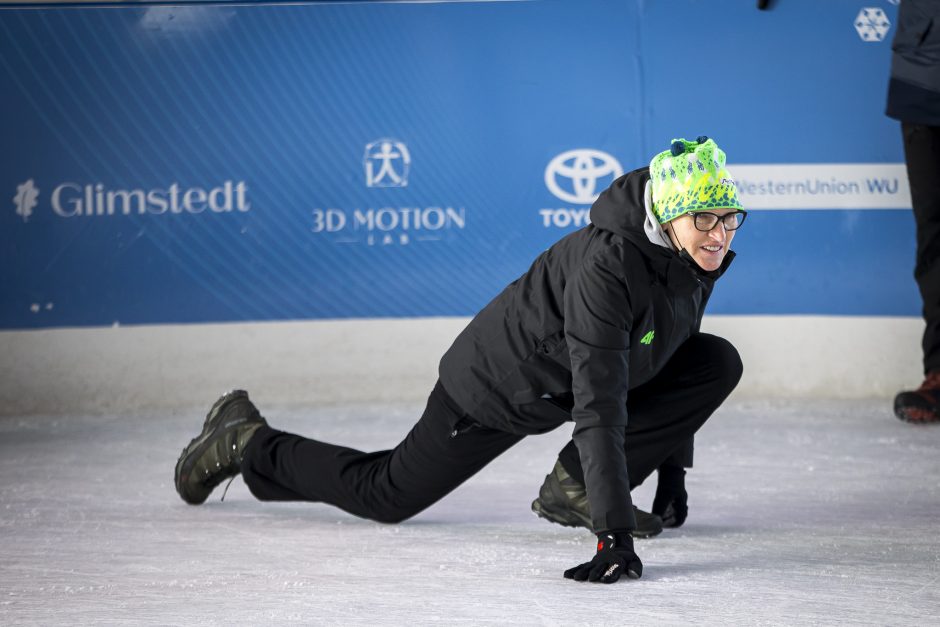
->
<box><xmin>664</xmin><ymin>209</ymin><xmax>740</xmax><ymax>272</ymax></box>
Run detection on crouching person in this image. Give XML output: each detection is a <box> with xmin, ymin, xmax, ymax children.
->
<box><xmin>175</xmin><ymin>136</ymin><xmax>745</xmax><ymax>583</ymax></box>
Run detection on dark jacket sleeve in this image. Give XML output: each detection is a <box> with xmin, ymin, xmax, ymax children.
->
<box><xmin>563</xmin><ymin>252</ymin><xmax>637</xmax><ymax>532</ymax></box>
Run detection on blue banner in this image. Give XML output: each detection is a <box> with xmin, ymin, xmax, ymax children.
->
<box><xmin>0</xmin><ymin>0</ymin><xmax>916</xmax><ymax>328</ymax></box>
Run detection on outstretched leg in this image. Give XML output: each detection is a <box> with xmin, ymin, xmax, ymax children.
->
<box><xmin>240</xmin><ymin>382</ymin><xmax>524</xmax><ymax>523</ymax></box>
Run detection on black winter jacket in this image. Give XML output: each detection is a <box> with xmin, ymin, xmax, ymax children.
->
<box><xmin>438</xmin><ymin>167</ymin><xmax>734</xmax><ymax>532</ymax></box>
<box><xmin>886</xmin><ymin>0</ymin><xmax>940</xmax><ymax>126</ymax></box>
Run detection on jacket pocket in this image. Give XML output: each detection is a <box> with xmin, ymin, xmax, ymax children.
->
<box><xmin>449</xmin><ymin>416</ymin><xmax>481</xmax><ymax>438</ymax></box>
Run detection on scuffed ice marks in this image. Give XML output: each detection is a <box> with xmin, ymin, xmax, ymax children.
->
<box><xmin>0</xmin><ymin>399</ymin><xmax>938</xmax><ymax>624</ymax></box>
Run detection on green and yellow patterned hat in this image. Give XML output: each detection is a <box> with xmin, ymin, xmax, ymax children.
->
<box><xmin>649</xmin><ymin>136</ymin><xmax>744</xmax><ymax>224</ymax></box>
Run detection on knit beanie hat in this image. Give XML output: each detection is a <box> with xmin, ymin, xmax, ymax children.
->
<box><xmin>649</xmin><ymin>136</ymin><xmax>744</xmax><ymax>224</ymax></box>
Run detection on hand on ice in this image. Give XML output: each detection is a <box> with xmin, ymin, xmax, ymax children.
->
<box><xmin>564</xmin><ymin>532</ymin><xmax>642</xmax><ymax>584</ymax></box>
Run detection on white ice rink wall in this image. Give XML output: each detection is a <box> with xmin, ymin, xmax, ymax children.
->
<box><xmin>0</xmin><ymin>0</ymin><xmax>926</xmax><ymax>415</ymax></box>
<box><xmin>0</xmin><ymin>316</ymin><xmax>926</xmax><ymax>415</ymax></box>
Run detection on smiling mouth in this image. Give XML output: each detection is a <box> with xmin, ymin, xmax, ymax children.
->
<box><xmin>701</xmin><ymin>245</ymin><xmax>723</xmax><ymax>253</ymax></box>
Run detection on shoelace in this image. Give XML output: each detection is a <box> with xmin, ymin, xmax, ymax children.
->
<box><xmin>216</xmin><ymin>437</ymin><xmax>243</xmax><ymax>501</ymax></box>
<box><xmin>220</xmin><ymin>475</ymin><xmax>237</xmax><ymax>502</ymax></box>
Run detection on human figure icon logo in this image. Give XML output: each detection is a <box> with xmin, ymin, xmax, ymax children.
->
<box><xmin>364</xmin><ymin>139</ymin><xmax>411</xmax><ymax>188</ymax></box>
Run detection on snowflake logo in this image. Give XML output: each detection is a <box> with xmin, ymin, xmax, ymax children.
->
<box><xmin>854</xmin><ymin>8</ymin><xmax>891</xmax><ymax>42</ymax></box>
<box><xmin>13</xmin><ymin>179</ymin><xmax>39</xmax><ymax>223</ymax></box>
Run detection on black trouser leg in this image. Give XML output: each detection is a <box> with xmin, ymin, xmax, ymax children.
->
<box><xmin>902</xmin><ymin>122</ymin><xmax>940</xmax><ymax>374</ymax></box>
<box><xmin>557</xmin><ymin>333</ymin><xmax>742</xmax><ymax>487</ymax></box>
<box><xmin>660</xmin><ymin>436</ymin><xmax>694</xmax><ymax>469</ymax></box>
<box><xmin>241</xmin><ymin>382</ymin><xmax>523</xmax><ymax>524</ymax></box>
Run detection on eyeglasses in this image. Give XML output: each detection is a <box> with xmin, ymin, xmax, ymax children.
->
<box><xmin>686</xmin><ymin>210</ymin><xmax>747</xmax><ymax>232</ymax></box>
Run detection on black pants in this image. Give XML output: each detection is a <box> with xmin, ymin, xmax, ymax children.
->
<box><xmin>241</xmin><ymin>333</ymin><xmax>742</xmax><ymax>524</ymax></box>
<box><xmin>902</xmin><ymin>122</ymin><xmax>940</xmax><ymax>374</ymax></box>
<box><xmin>558</xmin><ymin>332</ymin><xmax>741</xmax><ymax>487</ymax></box>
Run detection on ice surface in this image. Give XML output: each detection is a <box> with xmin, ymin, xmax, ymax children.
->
<box><xmin>1</xmin><ymin>397</ymin><xmax>938</xmax><ymax>625</ymax></box>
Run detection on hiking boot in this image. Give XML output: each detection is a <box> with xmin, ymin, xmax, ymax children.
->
<box><xmin>531</xmin><ymin>460</ymin><xmax>663</xmax><ymax>538</ymax></box>
<box><xmin>894</xmin><ymin>370</ymin><xmax>940</xmax><ymax>424</ymax></box>
<box><xmin>175</xmin><ymin>390</ymin><xmax>267</xmax><ymax>505</ymax></box>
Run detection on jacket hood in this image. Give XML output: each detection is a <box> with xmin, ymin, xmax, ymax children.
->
<box><xmin>589</xmin><ymin>167</ymin><xmax>650</xmax><ymax>240</ymax></box>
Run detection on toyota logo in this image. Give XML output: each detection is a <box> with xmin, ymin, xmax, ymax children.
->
<box><xmin>544</xmin><ymin>149</ymin><xmax>623</xmax><ymax>205</ymax></box>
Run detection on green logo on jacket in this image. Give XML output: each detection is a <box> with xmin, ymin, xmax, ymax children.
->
<box><xmin>640</xmin><ymin>330</ymin><xmax>655</xmax><ymax>345</ymax></box>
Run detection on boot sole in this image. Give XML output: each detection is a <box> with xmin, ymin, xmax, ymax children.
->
<box><xmin>174</xmin><ymin>390</ymin><xmax>254</xmax><ymax>505</ymax></box>
<box><xmin>894</xmin><ymin>391</ymin><xmax>940</xmax><ymax>423</ymax></box>
<box><xmin>531</xmin><ymin>498</ymin><xmax>590</xmax><ymax>530</ymax></box>
<box><xmin>895</xmin><ymin>409</ymin><xmax>940</xmax><ymax>423</ymax></box>
<box><xmin>531</xmin><ymin>499</ymin><xmax>663</xmax><ymax>539</ymax></box>
<box><xmin>894</xmin><ymin>405</ymin><xmax>940</xmax><ymax>423</ymax></box>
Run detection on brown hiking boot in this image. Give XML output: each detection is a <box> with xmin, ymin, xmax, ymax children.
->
<box><xmin>894</xmin><ymin>370</ymin><xmax>940</xmax><ymax>424</ymax></box>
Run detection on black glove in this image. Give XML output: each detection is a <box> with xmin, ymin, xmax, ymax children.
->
<box><xmin>652</xmin><ymin>465</ymin><xmax>688</xmax><ymax>528</ymax></box>
<box><xmin>564</xmin><ymin>532</ymin><xmax>642</xmax><ymax>583</ymax></box>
